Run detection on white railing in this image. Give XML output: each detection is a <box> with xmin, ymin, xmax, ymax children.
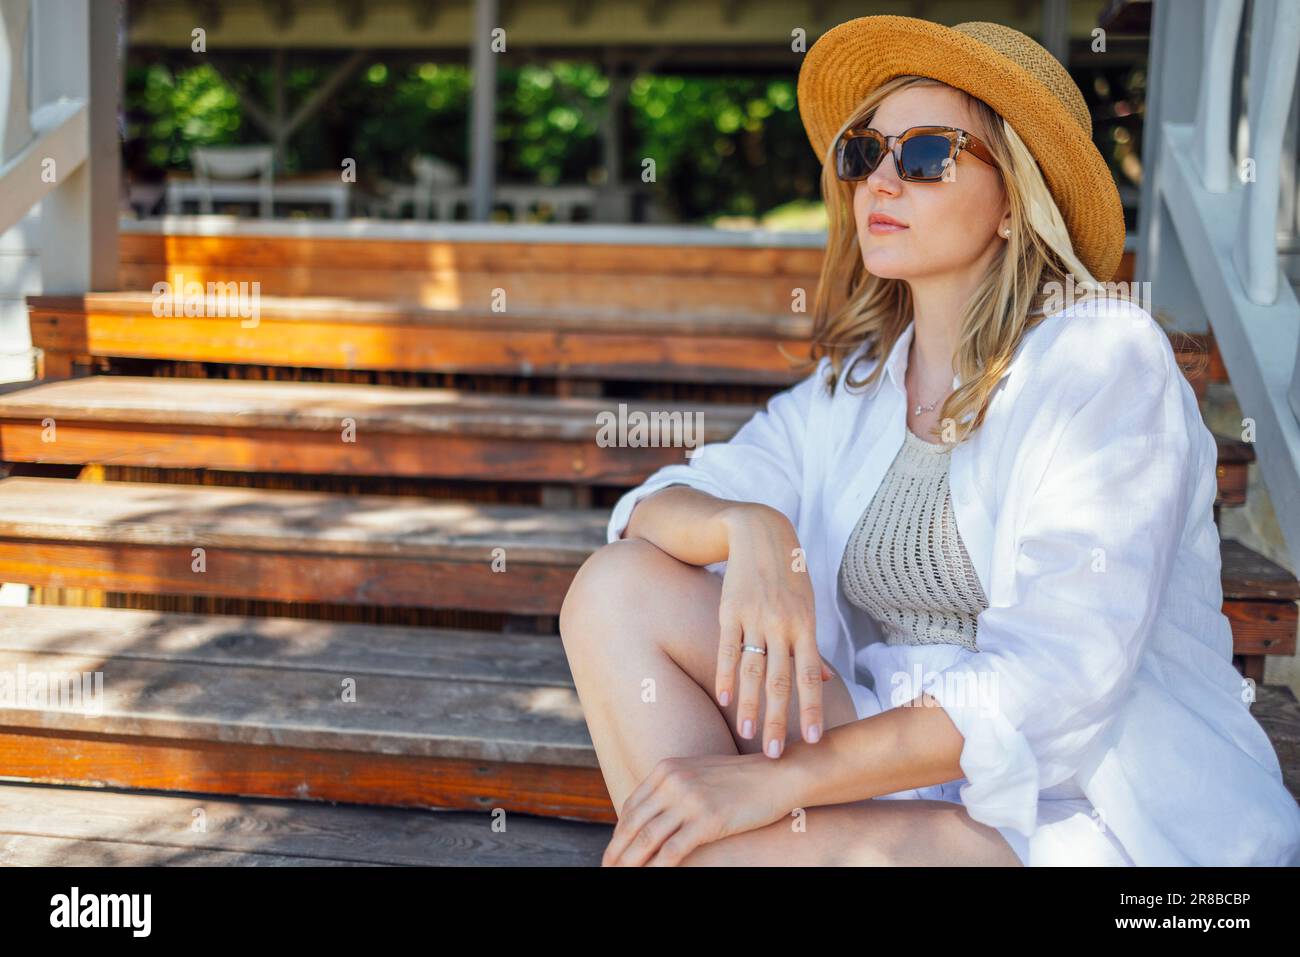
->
<box><xmin>1142</xmin><ymin>0</ymin><xmax>1300</xmax><ymax>573</ymax></box>
<box><xmin>0</xmin><ymin>0</ymin><xmax>118</xmax><ymax>384</ymax></box>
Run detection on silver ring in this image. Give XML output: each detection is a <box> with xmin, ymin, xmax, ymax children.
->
<box><xmin>740</xmin><ymin>644</ymin><xmax>767</xmax><ymax>656</ymax></box>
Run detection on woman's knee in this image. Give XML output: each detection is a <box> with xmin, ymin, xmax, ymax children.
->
<box><xmin>560</xmin><ymin>537</ymin><xmax>680</xmax><ymax>641</ymax></box>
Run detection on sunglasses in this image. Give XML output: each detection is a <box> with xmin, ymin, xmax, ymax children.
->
<box><xmin>834</xmin><ymin>125</ymin><xmax>997</xmax><ymax>183</ymax></box>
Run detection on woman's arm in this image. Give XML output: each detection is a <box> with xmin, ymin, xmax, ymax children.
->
<box><xmin>606</xmin><ymin>356</ymin><xmax>829</xmax><ymax>547</ymax></box>
<box><xmin>625</xmin><ymin>486</ymin><xmax>832</xmax><ymax>751</ymax></box>
<box><xmin>768</xmin><ymin>692</ymin><xmax>967</xmax><ymax>808</ymax></box>
<box><xmin>600</xmin><ymin>690</ymin><xmax>968</xmax><ymax>866</ymax></box>
<box><xmin>622</xmin><ymin>484</ymin><xmax>765</xmax><ymax>567</ymax></box>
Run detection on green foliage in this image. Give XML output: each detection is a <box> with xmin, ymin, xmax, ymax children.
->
<box><xmin>123</xmin><ymin>54</ymin><xmax>824</xmax><ymax>223</ymax></box>
<box><xmin>626</xmin><ymin>73</ymin><xmax>819</xmax><ymax>222</ymax></box>
<box><xmin>496</xmin><ymin>62</ymin><xmax>606</xmax><ymax>185</ymax></box>
<box><xmin>125</xmin><ymin>62</ymin><xmax>242</xmax><ymax>168</ymax></box>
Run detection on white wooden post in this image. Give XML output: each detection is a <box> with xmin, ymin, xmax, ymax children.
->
<box><xmin>1232</xmin><ymin>0</ymin><xmax>1300</xmax><ymax>306</ymax></box>
<box><xmin>469</xmin><ymin>0</ymin><xmax>497</xmax><ymax>222</ymax></box>
<box><xmin>0</xmin><ymin>0</ymin><xmax>35</xmax><ymax>383</ymax></box>
<box><xmin>34</xmin><ymin>0</ymin><xmax>120</xmax><ymax>295</ymax></box>
<box><xmin>0</xmin><ymin>0</ymin><xmax>31</xmax><ymax>160</ymax></box>
<box><xmin>1191</xmin><ymin>0</ymin><xmax>1243</xmax><ymax>193</ymax></box>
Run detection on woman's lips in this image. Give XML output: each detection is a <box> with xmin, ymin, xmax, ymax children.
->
<box><xmin>868</xmin><ymin>221</ymin><xmax>908</xmax><ymax>235</ymax></box>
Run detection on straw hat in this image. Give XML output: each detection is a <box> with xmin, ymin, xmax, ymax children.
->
<box><xmin>796</xmin><ymin>16</ymin><xmax>1126</xmax><ymax>283</ymax></box>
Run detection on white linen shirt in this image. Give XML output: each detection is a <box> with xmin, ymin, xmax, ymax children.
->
<box><xmin>606</xmin><ymin>296</ymin><xmax>1300</xmax><ymax>866</ymax></box>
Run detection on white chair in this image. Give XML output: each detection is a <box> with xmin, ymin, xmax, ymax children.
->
<box><xmin>377</xmin><ymin>154</ymin><xmax>462</xmax><ymax>219</ymax></box>
<box><xmin>192</xmin><ymin>145</ymin><xmax>275</xmax><ymax>218</ymax></box>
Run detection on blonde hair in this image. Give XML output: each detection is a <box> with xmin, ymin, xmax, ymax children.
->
<box><xmin>784</xmin><ymin>75</ymin><xmax>1133</xmax><ymax>443</ymax></box>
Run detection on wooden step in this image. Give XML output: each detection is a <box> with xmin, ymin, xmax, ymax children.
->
<box><xmin>29</xmin><ymin>292</ymin><xmax>811</xmax><ymax>384</ymax></box>
<box><xmin>0</xmin><ymin>476</ymin><xmax>1294</xmax><ymax>661</ymax></box>
<box><xmin>0</xmin><ymin>605</ymin><xmax>1293</xmax><ymax>831</ymax></box>
<box><xmin>0</xmin><ymin>604</ymin><xmax>613</xmax><ymax>823</ymax></box>
<box><xmin>0</xmin><ymin>781</ymin><xmax>612</xmax><ymax>865</ymax></box>
<box><xmin>1221</xmin><ymin>537</ymin><xmax>1300</xmax><ymax>681</ymax></box>
<box><xmin>30</xmin><ymin>291</ymin><xmax>1221</xmax><ymax>389</ymax></box>
<box><xmin>1214</xmin><ymin>432</ymin><xmax>1255</xmax><ymax>507</ymax></box>
<box><xmin>118</xmin><ymin>230</ymin><xmax>827</xmax><ymax>315</ymax></box>
<box><xmin>0</xmin><ymin>476</ymin><xmax>602</xmax><ymax>614</ymax></box>
<box><xmin>0</xmin><ymin>375</ymin><xmax>1256</xmax><ymax>507</ymax></box>
<box><xmin>0</xmin><ymin>375</ymin><xmax>750</xmax><ymax>484</ymax></box>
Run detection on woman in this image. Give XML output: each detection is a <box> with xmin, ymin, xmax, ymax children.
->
<box><xmin>559</xmin><ymin>16</ymin><xmax>1300</xmax><ymax>866</ymax></box>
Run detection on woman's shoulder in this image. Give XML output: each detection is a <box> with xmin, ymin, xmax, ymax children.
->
<box><xmin>1020</xmin><ymin>296</ymin><xmax>1175</xmax><ymax>393</ymax></box>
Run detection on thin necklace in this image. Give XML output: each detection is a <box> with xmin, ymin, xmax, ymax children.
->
<box><xmin>914</xmin><ymin>395</ymin><xmax>944</xmax><ymax>416</ymax></box>
<box><xmin>907</xmin><ymin>341</ymin><xmax>952</xmax><ymax>416</ymax></box>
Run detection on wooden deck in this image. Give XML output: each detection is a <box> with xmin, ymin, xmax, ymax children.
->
<box><xmin>0</xmin><ymin>782</ymin><xmax>611</xmax><ymax>866</ymax></box>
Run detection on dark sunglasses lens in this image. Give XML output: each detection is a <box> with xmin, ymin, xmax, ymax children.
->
<box><xmin>899</xmin><ymin>135</ymin><xmax>953</xmax><ymax>180</ymax></box>
<box><xmin>837</xmin><ymin>135</ymin><xmax>883</xmax><ymax>180</ymax></box>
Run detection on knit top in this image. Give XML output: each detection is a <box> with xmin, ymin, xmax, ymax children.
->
<box><xmin>838</xmin><ymin>426</ymin><xmax>988</xmax><ymax>651</ymax></box>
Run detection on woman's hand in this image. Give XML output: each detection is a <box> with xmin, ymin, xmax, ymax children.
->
<box><xmin>601</xmin><ymin>752</ymin><xmax>791</xmax><ymax>866</ymax></box>
<box><xmin>715</xmin><ymin>504</ymin><xmax>828</xmax><ymax>757</ymax></box>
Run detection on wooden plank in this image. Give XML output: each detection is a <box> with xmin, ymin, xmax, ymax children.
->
<box><xmin>115</xmin><ymin>265</ymin><xmax>812</xmax><ymax>318</ymax></box>
<box><xmin>0</xmin><ymin>782</ymin><xmax>611</xmax><ymax>866</ymax></box>
<box><xmin>0</xmin><ymin>541</ymin><xmax>576</xmax><ymax>614</ymax></box>
<box><xmin>0</xmin><ymin>375</ymin><xmax>753</xmax><ymax>437</ymax></box>
<box><xmin>29</xmin><ymin>294</ymin><xmax>1240</xmax><ymax>394</ymax></box>
<box><xmin>0</xmin><ymin>376</ymin><xmax>747</xmax><ymax>483</ymax></box>
<box><xmin>0</xmin><ymin>476</ymin><xmax>605</xmax><ymax>613</ymax></box>
<box><xmin>0</xmin><ymin>377</ymin><xmax>1252</xmax><ymax>505</ymax></box>
<box><xmin>0</xmin><ymin>604</ymin><xmax>615</xmax><ymax>823</ymax></box>
<box><xmin>1214</xmin><ymin>434</ymin><xmax>1254</xmax><ymax>507</ymax></box>
<box><xmin>0</xmin><ymin>648</ymin><xmax>595</xmax><ymax>767</ymax></box>
<box><xmin>1215</xmin><ymin>433</ymin><xmax>1255</xmax><ymax>465</ymax></box>
<box><xmin>1219</xmin><ymin>538</ymin><xmax>1300</xmax><ymax>600</ymax></box>
<box><xmin>0</xmin><ymin>480</ymin><xmax>1294</xmax><ymax>644</ymax></box>
<box><xmin>0</xmin><ymin>604</ymin><xmax>573</xmax><ymax>686</ymax></box>
<box><xmin>0</xmin><ymin>477</ymin><xmax>604</xmax><ymax>563</ymax></box>
<box><xmin>30</xmin><ymin>303</ymin><xmax>811</xmax><ymax>384</ymax></box>
<box><xmin>0</xmin><ymin>729</ymin><xmax>614</xmax><ymax>823</ymax></box>
<box><xmin>117</xmin><ymin>233</ymin><xmax>828</xmax><ymax>279</ymax></box>
<box><xmin>1221</xmin><ymin>600</ymin><xmax>1298</xmax><ymax>656</ymax></box>
<box><xmin>0</xmin><ymin>834</ymin><xmax>374</xmax><ymax>866</ymax></box>
<box><xmin>1235</xmin><ymin>654</ymin><xmax>1267</xmax><ymax>685</ymax></box>
<box><xmin>28</xmin><ymin>292</ymin><xmax>813</xmax><ymax>337</ymax></box>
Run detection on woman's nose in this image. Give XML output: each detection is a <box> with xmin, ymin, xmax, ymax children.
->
<box><xmin>865</xmin><ymin>160</ymin><xmax>901</xmax><ymax>195</ymax></box>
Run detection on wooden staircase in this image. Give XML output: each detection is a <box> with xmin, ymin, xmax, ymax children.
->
<box><xmin>1</xmin><ymin>233</ymin><xmax>1296</xmax><ymax>863</ymax></box>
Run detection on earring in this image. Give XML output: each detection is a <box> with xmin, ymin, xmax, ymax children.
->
<box><xmin>1000</xmin><ymin>227</ymin><xmax>1011</xmax><ymax>238</ymax></box>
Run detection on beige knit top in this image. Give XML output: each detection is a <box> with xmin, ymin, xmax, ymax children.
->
<box><xmin>838</xmin><ymin>426</ymin><xmax>988</xmax><ymax>651</ymax></box>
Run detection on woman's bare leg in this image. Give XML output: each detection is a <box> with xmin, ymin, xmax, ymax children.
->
<box><xmin>676</xmin><ymin>797</ymin><xmax>1022</xmax><ymax>866</ymax></box>
<box><xmin>559</xmin><ymin>536</ymin><xmax>1022</xmax><ymax>866</ymax></box>
<box><xmin>559</xmin><ymin>537</ymin><xmax>858</xmax><ymax>811</ymax></box>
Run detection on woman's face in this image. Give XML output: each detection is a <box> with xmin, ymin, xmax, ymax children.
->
<box><xmin>851</xmin><ymin>85</ymin><xmax>1009</xmax><ymax>281</ymax></box>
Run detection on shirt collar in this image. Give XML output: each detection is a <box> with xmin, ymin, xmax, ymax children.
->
<box><xmin>861</xmin><ymin>317</ymin><xmax>1014</xmax><ymax>398</ymax></box>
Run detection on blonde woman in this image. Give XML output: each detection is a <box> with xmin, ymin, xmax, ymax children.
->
<box><xmin>559</xmin><ymin>17</ymin><xmax>1300</xmax><ymax>866</ymax></box>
